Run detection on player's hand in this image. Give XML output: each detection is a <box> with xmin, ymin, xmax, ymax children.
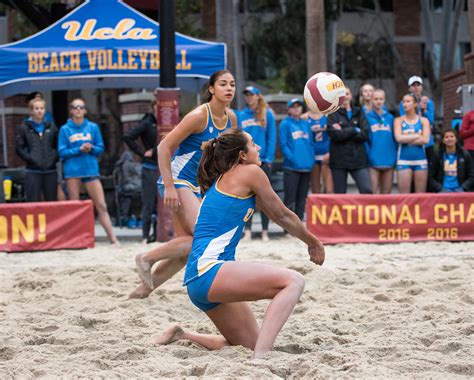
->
<box><xmin>332</xmin><ymin>123</ymin><xmax>342</xmax><ymax>130</ymax></box>
<box><xmin>164</xmin><ymin>186</ymin><xmax>180</xmax><ymax>212</ymax></box>
<box><xmin>144</xmin><ymin>149</ymin><xmax>153</xmax><ymax>158</ymax></box>
<box><xmin>308</xmin><ymin>242</ymin><xmax>325</xmax><ymax>266</ymax></box>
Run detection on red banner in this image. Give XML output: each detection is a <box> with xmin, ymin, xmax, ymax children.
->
<box><xmin>306</xmin><ymin>193</ymin><xmax>474</xmax><ymax>244</ymax></box>
<box><xmin>0</xmin><ymin>200</ymin><xmax>94</xmax><ymax>252</ymax></box>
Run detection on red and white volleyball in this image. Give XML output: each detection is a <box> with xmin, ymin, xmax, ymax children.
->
<box><xmin>304</xmin><ymin>72</ymin><xmax>346</xmax><ymax>114</ymax></box>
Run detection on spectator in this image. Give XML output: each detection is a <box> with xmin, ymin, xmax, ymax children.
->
<box><xmin>399</xmin><ymin>76</ymin><xmax>436</xmax><ymax>176</ymax></box>
<box><xmin>429</xmin><ymin>128</ymin><xmax>474</xmax><ymax>192</ymax></box>
<box><xmin>327</xmin><ymin>87</ymin><xmax>372</xmax><ymax>194</ymax></box>
<box><xmin>279</xmin><ymin>98</ymin><xmax>314</xmax><ymax>220</ymax></box>
<box><xmin>238</xmin><ymin>86</ymin><xmax>276</xmax><ymax>241</ymax></box>
<box><xmin>460</xmin><ymin>109</ymin><xmax>474</xmax><ymax>161</ymax></box>
<box><xmin>15</xmin><ymin>97</ymin><xmax>58</xmax><ymax>202</ymax></box>
<box><xmin>115</xmin><ymin>151</ymin><xmax>142</xmax><ymax>227</ymax></box>
<box><xmin>394</xmin><ymin>94</ymin><xmax>431</xmax><ymax>193</ymax></box>
<box><xmin>58</xmin><ymin>98</ymin><xmax>119</xmax><ymax>245</ymax></box>
<box><xmin>302</xmin><ymin>111</ymin><xmax>333</xmax><ymax>193</ymax></box>
<box><xmin>122</xmin><ymin>100</ymin><xmax>158</xmax><ymax>243</ymax></box>
<box><xmin>365</xmin><ymin>89</ymin><xmax>397</xmax><ymax>194</ymax></box>
<box><xmin>359</xmin><ymin>83</ymin><xmax>374</xmax><ymax>114</ymax></box>
<box><xmin>26</xmin><ymin>92</ymin><xmax>55</xmax><ymax>125</ymax></box>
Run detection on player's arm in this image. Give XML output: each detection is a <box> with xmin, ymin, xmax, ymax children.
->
<box><xmin>158</xmin><ymin>106</ymin><xmax>206</xmax><ymax>209</ymax></box>
<box><xmin>394</xmin><ymin>117</ymin><xmax>418</xmax><ymax>144</ymax></box>
<box><xmin>412</xmin><ymin>117</ymin><xmax>431</xmax><ymax>145</ymax></box>
<box><xmin>243</xmin><ymin>165</ymin><xmax>324</xmax><ymax>265</ymax></box>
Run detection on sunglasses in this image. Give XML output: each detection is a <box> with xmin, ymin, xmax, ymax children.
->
<box><xmin>71</xmin><ymin>105</ymin><xmax>86</xmax><ymax>110</ymax></box>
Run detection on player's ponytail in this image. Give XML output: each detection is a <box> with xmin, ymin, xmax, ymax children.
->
<box><xmin>198</xmin><ymin>129</ymin><xmax>249</xmax><ymax>194</ymax></box>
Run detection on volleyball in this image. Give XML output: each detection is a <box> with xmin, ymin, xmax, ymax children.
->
<box><xmin>303</xmin><ymin>72</ymin><xmax>346</xmax><ymax>114</ymax></box>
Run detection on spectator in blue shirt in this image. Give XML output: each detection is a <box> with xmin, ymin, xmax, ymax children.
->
<box><xmin>366</xmin><ymin>89</ymin><xmax>397</xmax><ymax>193</ymax></box>
<box><xmin>58</xmin><ymin>98</ymin><xmax>118</xmax><ymax>245</ymax></box>
<box><xmin>279</xmin><ymin>98</ymin><xmax>315</xmax><ymax>220</ymax></box>
<box><xmin>239</xmin><ymin>86</ymin><xmax>276</xmax><ymax>241</ymax></box>
<box><xmin>429</xmin><ymin>128</ymin><xmax>474</xmax><ymax>192</ymax></box>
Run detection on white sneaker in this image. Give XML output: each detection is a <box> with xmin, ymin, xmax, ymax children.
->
<box><xmin>261</xmin><ymin>231</ymin><xmax>269</xmax><ymax>242</ymax></box>
<box><xmin>242</xmin><ymin>229</ymin><xmax>252</xmax><ymax>240</ymax></box>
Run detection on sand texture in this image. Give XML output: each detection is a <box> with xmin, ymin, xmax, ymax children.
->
<box><xmin>1</xmin><ymin>238</ymin><xmax>473</xmax><ymax>378</ymax></box>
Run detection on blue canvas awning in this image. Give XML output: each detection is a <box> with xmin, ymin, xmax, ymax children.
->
<box><xmin>0</xmin><ymin>0</ymin><xmax>227</xmax><ymax>98</ymax></box>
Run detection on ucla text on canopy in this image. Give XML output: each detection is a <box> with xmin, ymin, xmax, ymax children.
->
<box><xmin>27</xmin><ymin>18</ymin><xmax>192</xmax><ymax>73</ymax></box>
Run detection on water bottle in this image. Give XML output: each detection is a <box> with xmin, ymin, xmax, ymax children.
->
<box><xmin>3</xmin><ymin>176</ymin><xmax>12</xmax><ymax>201</ymax></box>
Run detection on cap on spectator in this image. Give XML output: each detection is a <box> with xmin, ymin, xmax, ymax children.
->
<box><xmin>243</xmin><ymin>86</ymin><xmax>260</xmax><ymax>95</ymax></box>
<box><xmin>287</xmin><ymin>98</ymin><xmax>304</xmax><ymax>107</ymax></box>
<box><xmin>408</xmin><ymin>76</ymin><xmax>423</xmax><ymax>86</ymax></box>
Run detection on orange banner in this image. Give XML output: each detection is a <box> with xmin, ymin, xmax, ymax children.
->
<box><xmin>0</xmin><ymin>200</ymin><xmax>94</xmax><ymax>252</ymax></box>
<box><xmin>306</xmin><ymin>193</ymin><xmax>474</xmax><ymax>244</ymax></box>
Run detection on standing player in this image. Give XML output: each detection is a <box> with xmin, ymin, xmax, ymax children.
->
<box><xmin>129</xmin><ymin>70</ymin><xmax>237</xmax><ymax>299</ymax></box>
<box><xmin>155</xmin><ymin>129</ymin><xmax>325</xmax><ymax>359</ymax></box>
<box><xmin>302</xmin><ymin>110</ymin><xmax>333</xmax><ymax>194</ymax></box>
<box><xmin>365</xmin><ymin>89</ymin><xmax>397</xmax><ymax>193</ymax></box>
<box><xmin>394</xmin><ymin>94</ymin><xmax>431</xmax><ymax>193</ymax></box>
<box><xmin>238</xmin><ymin>86</ymin><xmax>276</xmax><ymax>241</ymax></box>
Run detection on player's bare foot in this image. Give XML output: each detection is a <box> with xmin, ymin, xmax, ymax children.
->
<box><xmin>135</xmin><ymin>254</ymin><xmax>153</xmax><ymax>289</ymax></box>
<box><xmin>128</xmin><ymin>282</ymin><xmax>154</xmax><ymax>299</ymax></box>
<box><xmin>155</xmin><ymin>324</ymin><xmax>184</xmax><ymax>345</ymax></box>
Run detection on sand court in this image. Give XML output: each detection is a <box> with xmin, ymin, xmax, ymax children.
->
<box><xmin>1</xmin><ymin>238</ymin><xmax>473</xmax><ymax>378</ymax></box>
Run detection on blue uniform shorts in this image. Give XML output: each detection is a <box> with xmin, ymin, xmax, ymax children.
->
<box><xmin>186</xmin><ymin>263</ymin><xmax>223</xmax><ymax>312</ymax></box>
<box><xmin>157</xmin><ymin>182</ymin><xmax>202</xmax><ymax>199</ymax></box>
<box><xmin>80</xmin><ymin>176</ymin><xmax>99</xmax><ymax>183</ymax></box>
<box><xmin>396</xmin><ymin>164</ymin><xmax>428</xmax><ymax>171</ymax></box>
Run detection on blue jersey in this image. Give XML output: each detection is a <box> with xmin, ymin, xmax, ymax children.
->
<box><xmin>159</xmin><ymin>104</ymin><xmax>232</xmax><ymax>193</ymax></box>
<box><xmin>238</xmin><ymin>107</ymin><xmax>276</xmax><ymax>163</ymax></box>
<box><xmin>58</xmin><ymin>118</ymin><xmax>104</xmax><ymax>178</ymax></box>
<box><xmin>279</xmin><ymin>116</ymin><xmax>315</xmax><ymax>172</ymax></box>
<box><xmin>184</xmin><ymin>179</ymin><xmax>256</xmax><ymax>285</ymax></box>
<box><xmin>399</xmin><ymin>99</ymin><xmax>435</xmax><ymax>147</ymax></box>
<box><xmin>397</xmin><ymin>117</ymin><xmax>427</xmax><ymax>166</ymax></box>
<box><xmin>366</xmin><ymin>109</ymin><xmax>397</xmax><ymax>168</ymax></box>
<box><xmin>442</xmin><ymin>153</ymin><xmax>459</xmax><ymax>190</ymax></box>
<box><xmin>306</xmin><ymin>115</ymin><xmax>329</xmax><ymax>161</ymax></box>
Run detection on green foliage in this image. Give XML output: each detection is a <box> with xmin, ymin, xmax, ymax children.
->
<box><xmin>247</xmin><ymin>0</ymin><xmax>307</xmax><ymax>93</ymax></box>
<box><xmin>175</xmin><ymin>0</ymin><xmax>207</xmax><ymax>38</ymax></box>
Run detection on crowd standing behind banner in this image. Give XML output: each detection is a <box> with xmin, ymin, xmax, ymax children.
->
<box><xmin>8</xmin><ymin>73</ymin><xmax>474</xmax><ymax>246</ymax></box>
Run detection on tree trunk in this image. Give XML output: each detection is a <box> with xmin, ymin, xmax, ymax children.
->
<box><xmin>306</xmin><ymin>0</ymin><xmax>327</xmax><ymax>76</ymax></box>
<box><xmin>232</xmin><ymin>0</ymin><xmax>244</xmax><ymax>108</ymax></box>
<box><xmin>216</xmin><ymin>0</ymin><xmax>243</xmax><ymax>108</ymax></box>
<box><xmin>469</xmin><ymin>0</ymin><xmax>474</xmax><ymax>48</ymax></box>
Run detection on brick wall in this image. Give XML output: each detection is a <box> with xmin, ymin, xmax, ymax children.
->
<box><xmin>394</xmin><ymin>0</ymin><xmax>422</xmax><ymax>104</ymax></box>
<box><xmin>442</xmin><ymin>70</ymin><xmax>466</xmax><ymax>130</ymax></box>
<box><xmin>464</xmin><ymin>53</ymin><xmax>474</xmax><ymax>83</ymax></box>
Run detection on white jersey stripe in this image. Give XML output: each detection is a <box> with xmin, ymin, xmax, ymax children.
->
<box><xmin>197</xmin><ymin>226</ymin><xmax>239</xmax><ymax>275</ymax></box>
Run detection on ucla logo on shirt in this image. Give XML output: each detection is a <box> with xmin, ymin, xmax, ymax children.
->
<box><xmin>292</xmin><ymin>131</ymin><xmax>309</xmax><ymax>140</ymax></box>
<box><xmin>444</xmin><ymin>159</ymin><xmax>457</xmax><ymax>177</ymax></box>
<box><xmin>371</xmin><ymin>123</ymin><xmax>391</xmax><ymax>132</ymax></box>
<box><xmin>69</xmin><ymin>132</ymin><xmax>92</xmax><ymax>143</ymax></box>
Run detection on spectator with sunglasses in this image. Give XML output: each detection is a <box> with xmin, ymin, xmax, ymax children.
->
<box><xmin>58</xmin><ymin>98</ymin><xmax>119</xmax><ymax>245</ymax></box>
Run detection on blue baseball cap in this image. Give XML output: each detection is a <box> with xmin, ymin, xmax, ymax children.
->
<box><xmin>243</xmin><ymin>86</ymin><xmax>261</xmax><ymax>95</ymax></box>
<box><xmin>287</xmin><ymin>98</ymin><xmax>304</xmax><ymax>107</ymax></box>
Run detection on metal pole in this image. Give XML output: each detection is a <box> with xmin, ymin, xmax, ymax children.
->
<box><xmin>1</xmin><ymin>100</ymin><xmax>7</xmax><ymax>167</ymax></box>
<box><xmin>155</xmin><ymin>0</ymin><xmax>180</xmax><ymax>242</ymax></box>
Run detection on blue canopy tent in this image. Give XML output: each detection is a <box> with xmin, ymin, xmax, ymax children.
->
<box><xmin>0</xmin><ymin>0</ymin><xmax>226</xmax><ymax>165</ymax></box>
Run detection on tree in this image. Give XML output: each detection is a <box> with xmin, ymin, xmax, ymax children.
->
<box><xmin>216</xmin><ymin>0</ymin><xmax>244</xmax><ymax>107</ymax></box>
<box><xmin>306</xmin><ymin>0</ymin><xmax>327</xmax><ymax>76</ymax></box>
